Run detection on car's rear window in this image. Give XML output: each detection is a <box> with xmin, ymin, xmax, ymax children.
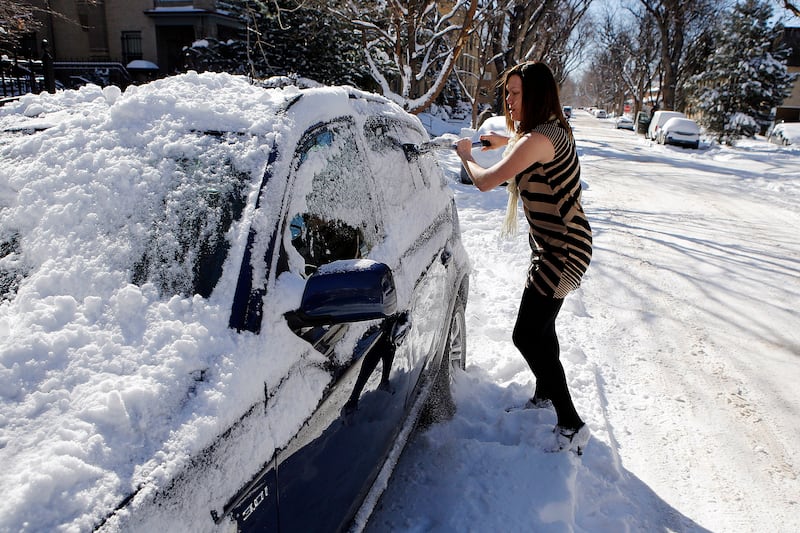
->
<box><xmin>0</xmin><ymin>230</ymin><xmax>26</xmax><ymax>301</ymax></box>
<box><xmin>130</xmin><ymin>135</ymin><xmax>249</xmax><ymax>298</ymax></box>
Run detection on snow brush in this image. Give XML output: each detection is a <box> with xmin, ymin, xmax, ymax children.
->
<box><xmin>402</xmin><ymin>135</ymin><xmax>489</xmax><ymax>156</ymax></box>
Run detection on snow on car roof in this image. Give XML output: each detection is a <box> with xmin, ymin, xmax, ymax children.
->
<box><xmin>662</xmin><ymin>117</ymin><xmax>700</xmax><ymax>131</ymax></box>
<box><xmin>0</xmin><ymin>72</ymin><xmax>418</xmax><ymax>531</ymax></box>
<box><xmin>477</xmin><ymin>115</ymin><xmax>509</xmax><ymax>134</ymax></box>
<box><xmin>775</xmin><ymin>122</ymin><xmax>800</xmax><ymax>135</ymax></box>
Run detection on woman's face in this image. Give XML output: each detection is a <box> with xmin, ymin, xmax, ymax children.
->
<box><xmin>506</xmin><ymin>74</ymin><xmax>523</xmax><ymax>122</ymax></box>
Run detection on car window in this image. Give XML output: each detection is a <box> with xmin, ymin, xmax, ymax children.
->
<box><xmin>408</xmin><ymin>140</ymin><xmax>447</xmax><ymax>190</ymax></box>
<box><xmin>288</xmin><ymin>121</ymin><xmax>381</xmax><ymax>276</ymax></box>
<box><xmin>131</xmin><ymin>134</ymin><xmax>249</xmax><ymax>297</ymax></box>
<box><xmin>364</xmin><ymin>116</ymin><xmax>428</xmax><ymax>194</ymax></box>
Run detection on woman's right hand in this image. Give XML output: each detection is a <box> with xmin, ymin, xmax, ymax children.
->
<box><xmin>479</xmin><ymin>132</ymin><xmax>509</xmax><ymax>150</ymax></box>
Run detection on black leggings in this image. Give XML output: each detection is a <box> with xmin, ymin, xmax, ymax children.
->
<box><xmin>512</xmin><ymin>285</ymin><xmax>583</xmax><ymax>429</ymax></box>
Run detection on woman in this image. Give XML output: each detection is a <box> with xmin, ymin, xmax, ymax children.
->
<box><xmin>456</xmin><ymin>62</ymin><xmax>592</xmax><ymax>454</ymax></box>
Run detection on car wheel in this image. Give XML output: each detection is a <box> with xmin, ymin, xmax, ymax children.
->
<box><xmin>419</xmin><ymin>296</ymin><xmax>466</xmax><ymax>426</ymax></box>
<box><xmin>459</xmin><ymin>167</ymin><xmax>472</xmax><ymax>184</ymax></box>
<box><xmin>692</xmin><ymin>141</ymin><xmax>699</xmax><ymax>149</ymax></box>
<box><xmin>446</xmin><ymin>297</ymin><xmax>467</xmax><ymax>375</ymax></box>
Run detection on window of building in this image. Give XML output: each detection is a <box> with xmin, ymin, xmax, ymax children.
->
<box><xmin>121</xmin><ymin>31</ymin><xmax>143</xmax><ymax>64</ymax></box>
<box><xmin>76</xmin><ymin>0</ymin><xmax>90</xmax><ymax>31</ymax></box>
<box><xmin>19</xmin><ymin>33</ymin><xmax>38</xmax><ymax>59</ymax></box>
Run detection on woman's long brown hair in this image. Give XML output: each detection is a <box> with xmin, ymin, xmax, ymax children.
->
<box><xmin>501</xmin><ymin>62</ymin><xmax>572</xmax><ymax>139</ymax></box>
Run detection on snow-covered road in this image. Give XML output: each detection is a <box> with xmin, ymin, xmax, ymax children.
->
<box><xmin>367</xmin><ymin>110</ymin><xmax>800</xmax><ymax>532</ymax></box>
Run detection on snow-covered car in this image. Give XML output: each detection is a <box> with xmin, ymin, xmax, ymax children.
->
<box><xmin>657</xmin><ymin>117</ymin><xmax>701</xmax><ymax>149</ymax></box>
<box><xmin>459</xmin><ymin>114</ymin><xmax>510</xmax><ymax>183</ymax></box>
<box><xmin>767</xmin><ymin>122</ymin><xmax>800</xmax><ymax>146</ymax></box>
<box><xmin>615</xmin><ymin>115</ymin><xmax>635</xmax><ymax>130</ymax></box>
<box><xmin>0</xmin><ymin>73</ymin><xmax>469</xmax><ymax>532</ymax></box>
<box><xmin>647</xmin><ymin>110</ymin><xmax>685</xmax><ymax>141</ymax></box>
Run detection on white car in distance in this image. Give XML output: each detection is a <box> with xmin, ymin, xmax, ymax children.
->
<box><xmin>657</xmin><ymin>117</ymin><xmax>701</xmax><ymax>149</ymax></box>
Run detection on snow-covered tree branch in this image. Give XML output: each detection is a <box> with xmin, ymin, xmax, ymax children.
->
<box><xmin>328</xmin><ymin>0</ymin><xmax>480</xmax><ymax>113</ymax></box>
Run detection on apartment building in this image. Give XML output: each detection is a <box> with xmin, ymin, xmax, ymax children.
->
<box><xmin>776</xmin><ymin>26</ymin><xmax>800</xmax><ymax>123</ymax></box>
<box><xmin>25</xmin><ymin>0</ymin><xmax>243</xmax><ymax>84</ymax></box>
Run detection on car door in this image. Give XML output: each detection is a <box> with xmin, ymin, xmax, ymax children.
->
<box><xmin>362</xmin><ymin>116</ymin><xmax>453</xmax><ymax>403</ymax></box>
<box><xmin>271</xmin><ymin>118</ymin><xmax>418</xmax><ymax>533</ymax></box>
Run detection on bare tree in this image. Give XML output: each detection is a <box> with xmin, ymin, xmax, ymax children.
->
<box><xmin>1</xmin><ymin>1</ymin><xmax>42</xmax><ymax>53</ymax></box>
<box><xmin>636</xmin><ymin>0</ymin><xmax>715</xmax><ymax>111</ymax></box>
<box><xmin>453</xmin><ymin>5</ymin><xmax>507</xmax><ymax>126</ymax></box>
<box><xmin>1</xmin><ymin>0</ymin><xmax>99</xmax><ymax>55</ymax></box>
<box><xmin>518</xmin><ymin>0</ymin><xmax>594</xmax><ymax>84</ymax></box>
<box><xmin>480</xmin><ymin>0</ymin><xmax>594</xmax><ymax>110</ymax></box>
<box><xmin>323</xmin><ymin>0</ymin><xmax>594</xmax><ymax>115</ymax></box>
<box><xmin>328</xmin><ymin>0</ymin><xmax>480</xmax><ymax>114</ymax></box>
<box><xmin>594</xmin><ymin>7</ymin><xmax>660</xmax><ymax>118</ymax></box>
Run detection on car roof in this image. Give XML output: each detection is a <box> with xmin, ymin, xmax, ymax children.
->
<box><xmin>775</xmin><ymin>122</ymin><xmax>800</xmax><ymax>133</ymax></box>
<box><xmin>1</xmin><ymin>74</ymin><xmax>411</xmax><ymax>140</ymax></box>
<box><xmin>663</xmin><ymin>117</ymin><xmax>699</xmax><ymax>129</ymax></box>
<box><xmin>477</xmin><ymin>115</ymin><xmax>509</xmax><ymax>134</ymax></box>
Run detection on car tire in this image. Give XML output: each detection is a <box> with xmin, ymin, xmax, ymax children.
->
<box><xmin>459</xmin><ymin>167</ymin><xmax>472</xmax><ymax>184</ymax></box>
<box><xmin>418</xmin><ymin>295</ymin><xmax>466</xmax><ymax>426</ymax></box>
<box><xmin>446</xmin><ymin>296</ymin><xmax>467</xmax><ymax>374</ymax></box>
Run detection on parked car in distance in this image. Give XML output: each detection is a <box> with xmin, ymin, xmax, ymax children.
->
<box><xmin>0</xmin><ymin>73</ymin><xmax>469</xmax><ymax>533</ymax></box>
<box><xmin>594</xmin><ymin>109</ymin><xmax>608</xmax><ymax>119</ymax></box>
<box><xmin>647</xmin><ymin>110</ymin><xmax>686</xmax><ymax>140</ymax></box>
<box><xmin>767</xmin><ymin>122</ymin><xmax>800</xmax><ymax>146</ymax></box>
<box><xmin>562</xmin><ymin>105</ymin><xmax>572</xmax><ymax>119</ymax></box>
<box><xmin>459</xmin><ymin>114</ymin><xmax>510</xmax><ymax>184</ymax></box>
<box><xmin>636</xmin><ymin>111</ymin><xmax>651</xmax><ymax>135</ymax></box>
<box><xmin>657</xmin><ymin>117</ymin><xmax>701</xmax><ymax>149</ymax></box>
<box><xmin>615</xmin><ymin>115</ymin><xmax>635</xmax><ymax>130</ymax></box>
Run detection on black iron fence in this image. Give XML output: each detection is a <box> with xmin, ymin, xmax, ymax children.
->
<box><xmin>0</xmin><ymin>56</ymin><xmax>46</xmax><ymax>98</ymax></box>
<box><xmin>1</xmin><ymin>41</ymin><xmax>132</xmax><ymax>103</ymax></box>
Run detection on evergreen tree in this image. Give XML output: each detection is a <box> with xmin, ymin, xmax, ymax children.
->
<box><xmin>184</xmin><ymin>1</ymin><xmax>370</xmax><ymax>87</ymax></box>
<box><xmin>686</xmin><ymin>0</ymin><xmax>796</xmax><ymax>143</ymax></box>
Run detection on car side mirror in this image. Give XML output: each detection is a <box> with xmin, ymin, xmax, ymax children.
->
<box><xmin>285</xmin><ymin>259</ymin><xmax>398</xmax><ymax>329</ymax></box>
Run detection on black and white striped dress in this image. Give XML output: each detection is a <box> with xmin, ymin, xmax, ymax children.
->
<box><xmin>516</xmin><ymin>119</ymin><xmax>592</xmax><ymax>299</ymax></box>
